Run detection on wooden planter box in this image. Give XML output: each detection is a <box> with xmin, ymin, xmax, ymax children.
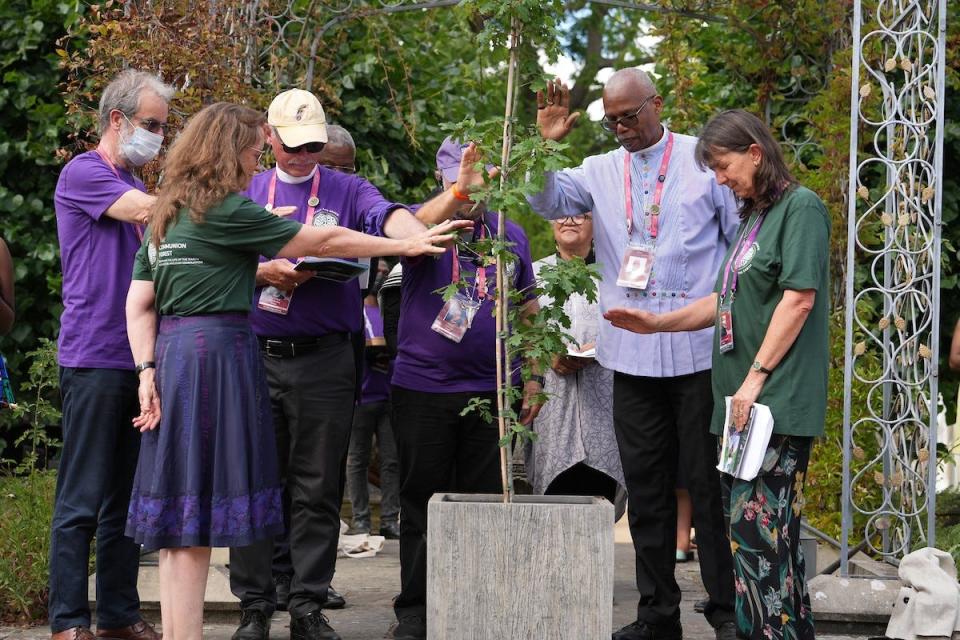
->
<box><xmin>427</xmin><ymin>493</ymin><xmax>614</xmax><ymax>640</ymax></box>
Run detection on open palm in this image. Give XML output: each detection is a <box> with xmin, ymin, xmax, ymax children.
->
<box><xmin>536</xmin><ymin>78</ymin><xmax>581</xmax><ymax>142</ymax></box>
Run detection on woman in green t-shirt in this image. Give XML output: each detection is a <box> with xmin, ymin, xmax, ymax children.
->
<box><xmin>123</xmin><ymin>102</ymin><xmax>465</xmax><ymax>640</ymax></box>
<box><xmin>605</xmin><ymin>109</ymin><xmax>829</xmax><ymax>640</ymax></box>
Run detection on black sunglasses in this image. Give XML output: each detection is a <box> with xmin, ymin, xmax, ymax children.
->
<box><xmin>282</xmin><ymin>141</ymin><xmax>326</xmax><ymax>154</ymax></box>
<box><xmin>600</xmin><ymin>95</ymin><xmax>657</xmax><ymax>133</ymax></box>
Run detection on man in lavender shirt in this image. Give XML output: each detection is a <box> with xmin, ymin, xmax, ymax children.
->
<box><xmin>228</xmin><ymin>91</ymin><xmax>476</xmax><ymax>640</ymax></box>
<box><xmin>527</xmin><ymin>69</ymin><xmax>740</xmax><ymax>640</ymax></box>
<box><xmin>51</xmin><ymin>70</ymin><xmax>173</xmax><ymax>640</ymax></box>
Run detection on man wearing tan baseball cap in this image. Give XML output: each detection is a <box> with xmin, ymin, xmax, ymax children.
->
<box><xmin>228</xmin><ymin>88</ymin><xmax>485</xmax><ymax>640</ymax></box>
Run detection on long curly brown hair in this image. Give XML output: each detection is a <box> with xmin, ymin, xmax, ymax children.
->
<box><xmin>151</xmin><ymin>102</ymin><xmax>265</xmax><ymax>246</ymax></box>
<box><xmin>694</xmin><ymin>109</ymin><xmax>797</xmax><ymax>220</ymax></box>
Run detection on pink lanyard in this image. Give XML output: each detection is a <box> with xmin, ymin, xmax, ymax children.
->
<box><xmin>623</xmin><ymin>131</ymin><xmax>674</xmax><ymax>239</ymax></box>
<box><xmin>719</xmin><ymin>213</ymin><xmax>766</xmax><ymax>302</ymax></box>
<box><xmin>267</xmin><ymin>168</ymin><xmax>321</xmax><ymax>223</ymax></box>
<box><xmin>95</xmin><ymin>149</ymin><xmax>144</xmax><ymax>241</ymax></box>
<box><xmin>451</xmin><ymin>223</ymin><xmax>487</xmax><ymax>300</ymax></box>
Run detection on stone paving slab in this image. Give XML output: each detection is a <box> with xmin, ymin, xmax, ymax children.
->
<box><xmin>3</xmin><ymin>539</ymin><xmax>876</xmax><ymax>639</ymax></box>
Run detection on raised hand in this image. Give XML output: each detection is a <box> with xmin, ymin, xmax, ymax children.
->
<box><xmin>454</xmin><ymin>142</ymin><xmax>498</xmax><ymax>197</ymax></box>
<box><xmin>603</xmin><ymin>308</ymin><xmax>662</xmax><ymax>334</ymax></box>
<box><xmin>536</xmin><ymin>78</ymin><xmax>581</xmax><ymax>142</ymax></box>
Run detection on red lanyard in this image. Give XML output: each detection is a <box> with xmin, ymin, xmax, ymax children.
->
<box><xmin>267</xmin><ymin>168</ymin><xmax>321</xmax><ymax>223</ymax></box>
<box><xmin>96</xmin><ymin>149</ymin><xmax>144</xmax><ymax>241</ymax></box>
<box><xmin>623</xmin><ymin>131</ymin><xmax>674</xmax><ymax>239</ymax></box>
<box><xmin>451</xmin><ymin>223</ymin><xmax>487</xmax><ymax>300</ymax></box>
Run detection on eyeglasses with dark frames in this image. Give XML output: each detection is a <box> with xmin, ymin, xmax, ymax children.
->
<box><xmin>600</xmin><ymin>95</ymin><xmax>657</xmax><ymax>133</ymax></box>
<box><xmin>557</xmin><ymin>214</ymin><xmax>593</xmax><ymax>226</ymax></box>
<box><xmin>281</xmin><ymin>141</ymin><xmax>326</xmax><ymax>154</ymax></box>
<box><xmin>322</xmin><ymin>164</ymin><xmax>356</xmax><ymax>174</ymax></box>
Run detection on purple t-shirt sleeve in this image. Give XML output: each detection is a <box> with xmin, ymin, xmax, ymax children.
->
<box><xmin>511</xmin><ymin>224</ymin><xmax>536</xmax><ymax>303</ymax></box>
<box><xmin>55</xmin><ymin>153</ymin><xmax>142</xmax><ymax>221</ymax></box>
<box><xmin>353</xmin><ymin>177</ymin><xmax>403</xmax><ymax>237</ymax></box>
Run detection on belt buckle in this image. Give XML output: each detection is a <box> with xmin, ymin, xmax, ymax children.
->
<box><xmin>265</xmin><ymin>339</ymin><xmax>287</xmax><ymax>358</ymax></box>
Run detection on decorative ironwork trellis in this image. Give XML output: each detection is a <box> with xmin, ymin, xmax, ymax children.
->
<box><xmin>842</xmin><ymin>0</ymin><xmax>946</xmax><ymax>575</ymax></box>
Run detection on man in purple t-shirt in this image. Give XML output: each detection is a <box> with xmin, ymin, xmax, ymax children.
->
<box><xmin>387</xmin><ymin>139</ymin><xmax>542</xmax><ymax>640</ymax></box>
<box><xmin>228</xmin><ymin>91</ymin><xmax>477</xmax><ymax>640</ymax></box>
<box><xmin>50</xmin><ymin>70</ymin><xmax>173</xmax><ymax>640</ymax></box>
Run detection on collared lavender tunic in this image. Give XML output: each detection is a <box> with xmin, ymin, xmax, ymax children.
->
<box><xmin>526</xmin><ymin>127</ymin><xmax>740</xmax><ymax>378</ymax></box>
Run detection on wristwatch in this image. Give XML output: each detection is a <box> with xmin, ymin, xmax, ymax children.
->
<box><xmin>530</xmin><ymin>374</ymin><xmax>546</xmax><ymax>386</ymax></box>
<box><xmin>135</xmin><ymin>361</ymin><xmax>156</xmax><ymax>375</ymax></box>
<box><xmin>751</xmin><ymin>360</ymin><xmax>773</xmax><ymax>375</ymax></box>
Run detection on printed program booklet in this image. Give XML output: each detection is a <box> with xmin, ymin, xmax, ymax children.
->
<box><xmin>717</xmin><ymin>398</ymin><xmax>774</xmax><ymax>481</ymax></box>
<box><xmin>294</xmin><ymin>257</ymin><xmax>369</xmax><ymax>283</ymax></box>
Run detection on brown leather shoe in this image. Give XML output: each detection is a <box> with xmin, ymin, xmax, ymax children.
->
<box><xmin>96</xmin><ymin>620</ymin><xmax>161</xmax><ymax>640</ymax></box>
<box><xmin>51</xmin><ymin>627</ymin><xmax>95</xmax><ymax>640</ymax></box>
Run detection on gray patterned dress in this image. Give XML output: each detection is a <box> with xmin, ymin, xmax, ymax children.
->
<box><xmin>526</xmin><ymin>254</ymin><xmax>626</xmax><ymax>495</ymax></box>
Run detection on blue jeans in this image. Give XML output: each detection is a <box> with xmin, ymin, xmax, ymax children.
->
<box><xmin>48</xmin><ymin>367</ymin><xmax>142</xmax><ymax>632</ymax></box>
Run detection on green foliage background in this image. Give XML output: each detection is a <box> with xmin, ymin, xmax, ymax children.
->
<box><xmin>0</xmin><ymin>0</ymin><xmax>958</xmax><ymax>615</ymax></box>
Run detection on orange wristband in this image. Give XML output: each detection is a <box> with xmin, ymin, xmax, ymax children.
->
<box><xmin>451</xmin><ymin>185</ymin><xmax>472</xmax><ymax>202</ymax></box>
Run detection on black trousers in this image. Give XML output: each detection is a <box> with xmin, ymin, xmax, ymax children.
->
<box><xmin>391</xmin><ymin>386</ymin><xmax>502</xmax><ymax>618</ymax></box>
<box><xmin>613</xmin><ymin>370</ymin><xmax>735</xmax><ymax>628</ymax></box>
<box><xmin>230</xmin><ymin>338</ymin><xmax>356</xmax><ymax>617</ymax></box>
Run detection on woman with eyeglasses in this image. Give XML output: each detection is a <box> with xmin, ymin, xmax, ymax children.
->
<box><xmin>606</xmin><ymin>109</ymin><xmax>829</xmax><ymax>640</ymax></box>
<box><xmin>123</xmin><ymin>102</ymin><xmax>466</xmax><ymax>640</ymax></box>
<box><xmin>526</xmin><ymin>212</ymin><xmax>627</xmax><ymax>514</ymax></box>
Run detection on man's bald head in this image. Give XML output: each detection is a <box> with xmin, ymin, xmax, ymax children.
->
<box><xmin>601</xmin><ymin>68</ymin><xmax>664</xmax><ymax>153</ymax></box>
<box><xmin>602</xmin><ymin>68</ymin><xmax>657</xmax><ymax>102</ymax></box>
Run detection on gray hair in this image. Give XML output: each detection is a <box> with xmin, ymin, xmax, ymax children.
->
<box><xmin>325</xmin><ymin>124</ymin><xmax>355</xmax><ymax>151</ymax></box>
<box><xmin>98</xmin><ymin>70</ymin><xmax>175</xmax><ymax>133</ymax></box>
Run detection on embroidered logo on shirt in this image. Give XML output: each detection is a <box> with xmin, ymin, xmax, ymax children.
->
<box><xmin>312</xmin><ymin>208</ymin><xmax>340</xmax><ymax>227</ymax></box>
<box><xmin>736</xmin><ymin>242</ymin><xmax>759</xmax><ymax>274</ymax></box>
<box><xmin>147</xmin><ymin>243</ymin><xmax>158</xmax><ymax>270</ymax></box>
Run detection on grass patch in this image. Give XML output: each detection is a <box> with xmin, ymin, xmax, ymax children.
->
<box><xmin>0</xmin><ymin>471</ymin><xmax>55</xmax><ymax>623</ymax></box>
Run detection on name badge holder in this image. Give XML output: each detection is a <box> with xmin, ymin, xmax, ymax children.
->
<box><xmin>717</xmin><ymin>212</ymin><xmax>767</xmax><ymax>353</ymax></box>
<box><xmin>432</xmin><ymin>228</ymin><xmax>487</xmax><ymax>342</ymax></box>
<box><xmin>616</xmin><ymin>134</ymin><xmax>673</xmax><ymax>290</ymax></box>
<box><xmin>257</xmin><ymin>168</ymin><xmax>322</xmax><ymax>315</ymax></box>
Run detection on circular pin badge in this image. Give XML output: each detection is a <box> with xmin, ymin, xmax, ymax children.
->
<box><xmin>307</xmin><ymin>196</ymin><xmax>320</xmax><ymax>207</ymax></box>
<box><xmin>265</xmin><ymin>203</ymin><xmax>274</xmax><ymax>212</ymax></box>
<box><xmin>649</xmin><ymin>204</ymin><xmax>661</xmax><ymax>215</ymax></box>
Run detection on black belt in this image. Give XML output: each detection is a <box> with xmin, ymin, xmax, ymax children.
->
<box><xmin>258</xmin><ymin>333</ymin><xmax>349</xmax><ymax>358</ymax></box>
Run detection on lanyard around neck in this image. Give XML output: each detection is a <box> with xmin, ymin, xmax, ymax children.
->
<box><xmin>96</xmin><ymin>149</ymin><xmax>144</xmax><ymax>241</ymax></box>
<box><xmin>451</xmin><ymin>223</ymin><xmax>488</xmax><ymax>300</ymax></box>
<box><xmin>623</xmin><ymin>131</ymin><xmax>674</xmax><ymax>239</ymax></box>
<box><xmin>719</xmin><ymin>213</ymin><xmax>766</xmax><ymax>302</ymax></box>
<box><xmin>267</xmin><ymin>168</ymin><xmax>321</xmax><ymax>223</ymax></box>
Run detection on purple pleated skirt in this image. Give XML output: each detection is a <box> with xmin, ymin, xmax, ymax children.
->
<box><xmin>126</xmin><ymin>313</ymin><xmax>283</xmax><ymax>551</ymax></box>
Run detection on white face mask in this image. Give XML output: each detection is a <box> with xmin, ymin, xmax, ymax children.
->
<box><xmin>119</xmin><ymin>115</ymin><xmax>164</xmax><ymax>167</ymax></box>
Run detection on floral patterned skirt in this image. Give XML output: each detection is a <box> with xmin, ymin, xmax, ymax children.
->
<box><xmin>125</xmin><ymin>314</ymin><xmax>283</xmax><ymax>551</ymax></box>
<box><xmin>721</xmin><ymin>435</ymin><xmax>816</xmax><ymax>640</ymax></box>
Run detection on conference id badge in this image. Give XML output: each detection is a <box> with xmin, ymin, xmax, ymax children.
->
<box><xmin>257</xmin><ymin>286</ymin><xmax>293</xmax><ymax>316</ymax></box>
<box><xmin>718</xmin><ymin>300</ymin><xmax>735</xmax><ymax>353</ymax></box>
<box><xmin>616</xmin><ymin>244</ymin><xmax>655</xmax><ymax>290</ymax></box>
<box><xmin>431</xmin><ymin>293</ymin><xmax>480</xmax><ymax>343</ymax></box>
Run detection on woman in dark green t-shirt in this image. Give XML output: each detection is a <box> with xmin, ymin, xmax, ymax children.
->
<box><xmin>123</xmin><ymin>102</ymin><xmax>464</xmax><ymax>640</ymax></box>
<box><xmin>604</xmin><ymin>109</ymin><xmax>828</xmax><ymax>640</ymax></box>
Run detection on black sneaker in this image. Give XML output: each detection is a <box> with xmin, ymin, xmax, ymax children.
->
<box><xmin>715</xmin><ymin>621</ymin><xmax>738</xmax><ymax>640</ymax></box>
<box><xmin>232</xmin><ymin>609</ymin><xmax>270</xmax><ymax>640</ymax></box>
<box><xmin>379</xmin><ymin>521</ymin><xmax>401</xmax><ymax>539</ymax></box>
<box><xmin>321</xmin><ymin>585</ymin><xmax>346</xmax><ymax>609</ymax></box>
<box><xmin>612</xmin><ymin>619</ymin><xmax>682</xmax><ymax>640</ymax></box>
<box><xmin>275</xmin><ymin>573</ymin><xmax>292</xmax><ymax>612</ymax></box>
<box><xmin>391</xmin><ymin>613</ymin><xmax>426</xmax><ymax>640</ymax></box>
<box><xmin>290</xmin><ymin>610</ymin><xmax>341</xmax><ymax>640</ymax></box>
